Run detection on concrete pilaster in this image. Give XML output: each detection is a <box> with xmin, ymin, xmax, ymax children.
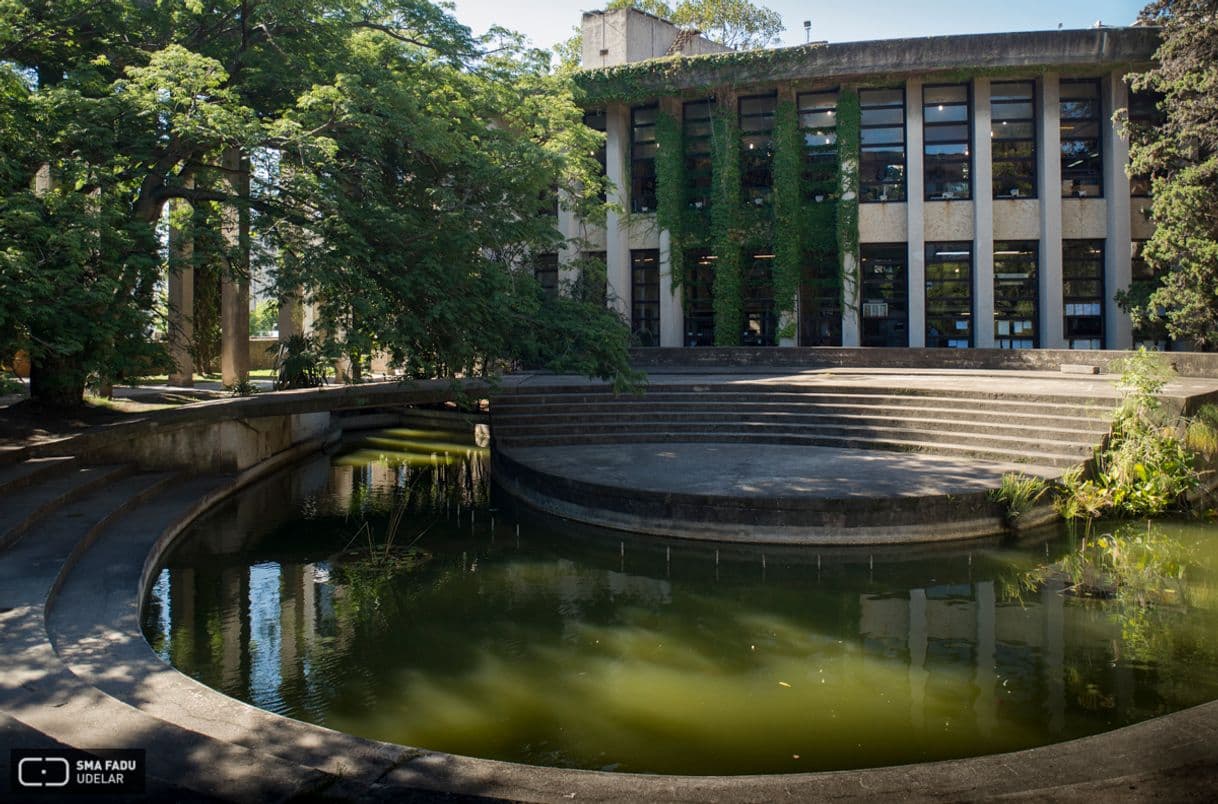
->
<box><xmin>277</xmin><ymin>291</ymin><xmax>304</xmax><ymax>341</ymax></box>
<box><xmin>1038</xmin><ymin>75</ymin><xmax>1065</xmax><ymax>348</ymax></box>
<box><xmin>906</xmin><ymin>78</ymin><xmax>927</xmax><ymax>347</ymax></box>
<box><xmin>973</xmin><ymin>79</ymin><xmax>996</xmax><ymax>348</ymax></box>
<box><xmin>220</xmin><ymin>148</ymin><xmax>250</xmax><ymax>388</ymax></box>
<box><xmin>167</xmin><ymin>195</ymin><xmax>195</xmax><ymax>386</ymax></box>
<box><xmin>1104</xmin><ymin>72</ymin><xmax>1133</xmax><ymax>349</ymax></box>
<box><xmin>658</xmin><ymin>229</ymin><xmax>683</xmax><ymax>346</ymax></box>
<box><xmin>557</xmin><ymin>199</ymin><xmax>580</xmax><ymax>291</ymax></box>
<box><xmin>604</xmin><ymin>104</ymin><xmax>631</xmax><ymax>320</ymax></box>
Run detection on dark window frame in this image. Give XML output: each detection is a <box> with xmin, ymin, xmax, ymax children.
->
<box><xmin>993</xmin><ymin>240</ymin><xmax>1039</xmax><ymax>349</ymax></box>
<box><xmin>1062</xmin><ymin>239</ymin><xmax>1105</xmax><ymax>348</ymax></box>
<box><xmin>991</xmin><ymin>81</ymin><xmax>1038</xmax><ymax>199</ymax></box>
<box><xmin>859</xmin><ymin>87</ymin><xmax>907</xmax><ymax>203</ymax></box>
<box><xmin>1060</xmin><ymin>79</ymin><xmax>1104</xmax><ymax>198</ymax></box>
<box><xmin>584</xmin><ymin>109</ymin><xmax>607</xmax><ymax>202</ymax></box>
<box><xmin>533</xmin><ymin>252</ymin><xmax>559</xmax><ymax>298</ymax></box>
<box><xmin>684</xmin><ymin>249</ymin><xmax>716</xmax><ymax>347</ymax></box>
<box><xmin>630</xmin><ymin>249</ymin><xmax>660</xmax><ymax>346</ymax></box>
<box><xmin>859</xmin><ymin>243</ymin><xmax>908</xmax><ymax>348</ymax></box>
<box><xmin>630</xmin><ymin>104</ymin><xmax>658</xmax><ymax>213</ymax></box>
<box><xmin>923</xmin><ymin>83</ymin><xmax>972</xmax><ymax>201</ymax></box>
<box><xmin>739</xmin><ymin>93</ymin><xmax>777</xmax><ymax>207</ymax></box>
<box><xmin>798</xmin><ymin>89</ymin><xmax>838</xmax><ymax>202</ymax></box>
<box><xmin>683</xmin><ymin>98</ymin><xmax>714</xmax><ymax>212</ymax></box>
<box><xmin>1127</xmin><ymin>88</ymin><xmax>1164</xmax><ymax>198</ymax></box>
<box><xmin>924</xmin><ymin>242</ymin><xmax>973</xmax><ymax>348</ymax></box>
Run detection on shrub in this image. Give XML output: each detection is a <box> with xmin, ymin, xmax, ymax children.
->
<box><xmin>989</xmin><ymin>472</ymin><xmax>1049</xmax><ymax>524</ymax></box>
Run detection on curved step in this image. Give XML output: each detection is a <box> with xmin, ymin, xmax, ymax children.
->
<box><xmin>494</xmin><ymin>431</ymin><xmax>1087</xmax><ymax>468</ymax></box>
<box><xmin>0</xmin><ymin>464</ymin><xmax>132</xmax><ymax>552</ymax></box>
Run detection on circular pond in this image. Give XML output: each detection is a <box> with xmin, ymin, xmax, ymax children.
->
<box><xmin>142</xmin><ymin>428</ymin><xmax>1218</xmax><ymax>776</ymax></box>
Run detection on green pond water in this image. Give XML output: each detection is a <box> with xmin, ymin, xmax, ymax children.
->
<box><xmin>142</xmin><ymin>428</ymin><xmax>1218</xmax><ymax>776</ymax></box>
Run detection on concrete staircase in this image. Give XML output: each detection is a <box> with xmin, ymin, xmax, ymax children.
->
<box><xmin>0</xmin><ymin>452</ymin><xmax>434</xmax><ymax>801</ymax></box>
<box><xmin>491</xmin><ymin>383</ymin><xmax>1116</xmax><ymax>470</ymax></box>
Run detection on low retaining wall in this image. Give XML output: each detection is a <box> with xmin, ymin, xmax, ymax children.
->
<box><xmin>629</xmin><ymin>346</ymin><xmax>1218</xmax><ymax>378</ymax></box>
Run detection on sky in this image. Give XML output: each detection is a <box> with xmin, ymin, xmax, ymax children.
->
<box><xmin>450</xmin><ymin>0</ymin><xmax>1150</xmax><ymax>52</ymax></box>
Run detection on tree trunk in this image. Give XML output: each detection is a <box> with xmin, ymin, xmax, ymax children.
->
<box><xmin>29</xmin><ymin>350</ymin><xmax>87</xmax><ymax>409</ymax></box>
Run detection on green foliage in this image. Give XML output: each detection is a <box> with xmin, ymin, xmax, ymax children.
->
<box><xmin>227</xmin><ymin>377</ymin><xmax>259</xmax><ymax>397</ymax></box>
<box><xmin>272</xmin><ymin>334</ymin><xmax>328</xmax><ymax>390</ymax></box>
<box><xmin>0</xmin><ymin>373</ymin><xmax>24</xmax><ymax>395</ymax></box>
<box><xmin>771</xmin><ymin>99</ymin><xmax>801</xmax><ymax>327</ymax></box>
<box><xmin>669</xmin><ymin>0</ymin><xmax>783</xmax><ymax>50</ymax></box>
<box><xmin>710</xmin><ymin>102</ymin><xmax>742</xmax><ymax>345</ymax></box>
<box><xmin>1186</xmin><ymin>403</ymin><xmax>1218</xmax><ymax>458</ymax></box>
<box><xmin>1122</xmin><ymin>0</ymin><xmax>1218</xmax><ymax>347</ymax></box>
<box><xmin>250</xmin><ymin>299</ymin><xmax>279</xmax><ymax>337</ymax></box>
<box><xmin>1056</xmin><ymin>350</ymin><xmax>1199</xmax><ymax>524</ymax></box>
<box><xmin>0</xmin><ymin>1</ymin><xmax>634</xmax><ymax>405</ymax></box>
<box><xmin>835</xmin><ymin>89</ymin><xmax>861</xmax><ymax>314</ymax></box>
<box><xmin>989</xmin><ymin>472</ymin><xmax>1050</xmax><ymax>523</ymax></box>
<box><xmin>655</xmin><ymin>109</ymin><xmax>685</xmax><ymax>279</ymax></box>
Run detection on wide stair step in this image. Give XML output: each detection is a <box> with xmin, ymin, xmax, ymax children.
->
<box><xmin>0</xmin><ymin>463</ymin><xmax>133</xmax><ymax>551</ymax></box>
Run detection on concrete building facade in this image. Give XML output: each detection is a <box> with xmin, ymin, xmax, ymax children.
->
<box><xmin>560</xmin><ymin>8</ymin><xmax>1163</xmax><ymax>352</ymax></box>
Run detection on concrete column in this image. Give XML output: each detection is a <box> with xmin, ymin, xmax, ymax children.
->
<box><xmin>659</xmin><ymin>229</ymin><xmax>683</xmax><ymax>346</ymax></box>
<box><xmin>557</xmin><ymin>197</ymin><xmax>580</xmax><ymax>292</ymax></box>
<box><xmin>277</xmin><ymin>290</ymin><xmax>304</xmax><ymax>341</ymax></box>
<box><xmin>973</xmin><ymin>79</ymin><xmax>996</xmax><ymax>348</ymax></box>
<box><xmin>220</xmin><ymin>148</ymin><xmax>250</xmax><ymax>387</ymax></box>
<box><xmin>167</xmin><ymin>195</ymin><xmax>195</xmax><ymax>387</ymax></box>
<box><xmin>906</xmin><ymin>78</ymin><xmax>927</xmax><ymax>347</ymax></box>
<box><xmin>1038</xmin><ymin>74</ymin><xmax>1065</xmax><ymax>348</ymax></box>
<box><xmin>604</xmin><ymin>103</ymin><xmax>632</xmax><ymax>320</ymax></box>
<box><xmin>1104</xmin><ymin>72</ymin><xmax>1133</xmax><ymax>349</ymax></box>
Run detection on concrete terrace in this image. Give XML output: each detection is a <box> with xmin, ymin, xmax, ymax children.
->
<box><xmin>2</xmin><ymin>369</ymin><xmax>1218</xmax><ymax>800</ymax></box>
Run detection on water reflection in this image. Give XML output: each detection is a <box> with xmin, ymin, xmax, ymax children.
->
<box><xmin>142</xmin><ymin>430</ymin><xmax>1218</xmax><ymax>775</ymax></box>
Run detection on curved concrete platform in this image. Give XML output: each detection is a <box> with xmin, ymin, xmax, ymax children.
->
<box><xmin>494</xmin><ymin>443</ymin><xmax>1058</xmax><ymax>544</ymax></box>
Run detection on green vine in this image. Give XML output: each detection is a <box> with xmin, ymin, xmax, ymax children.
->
<box><xmin>655</xmin><ymin>109</ymin><xmax>685</xmax><ymax>288</ymax></box>
<box><xmin>836</xmin><ymin>88</ymin><xmax>861</xmax><ymax>317</ymax></box>
<box><xmin>771</xmin><ymin>99</ymin><xmax>802</xmax><ymax>339</ymax></box>
<box><xmin>710</xmin><ymin>99</ymin><xmax>742</xmax><ymax>346</ymax></box>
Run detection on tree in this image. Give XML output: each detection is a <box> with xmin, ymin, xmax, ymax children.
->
<box><xmin>0</xmin><ymin>1</ymin><xmax>627</xmax><ymax>407</ymax></box>
<box><xmin>1121</xmin><ymin>0</ymin><xmax>1218</xmax><ymax>348</ymax></box>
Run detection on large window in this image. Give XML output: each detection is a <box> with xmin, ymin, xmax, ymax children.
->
<box><xmin>740</xmin><ymin>94</ymin><xmax>776</xmax><ymax>207</ymax></box>
<box><xmin>798</xmin><ymin>90</ymin><xmax>838</xmax><ymax>201</ymax></box>
<box><xmin>923</xmin><ymin>84</ymin><xmax>970</xmax><ymax>200</ymax></box>
<box><xmin>993</xmin><ymin>241</ymin><xmax>1038</xmax><ymax>349</ymax></box>
<box><xmin>991</xmin><ymin>81</ymin><xmax>1037</xmax><ymax>199</ymax></box>
<box><xmin>584</xmin><ymin>109</ymin><xmax>607</xmax><ymax>201</ymax></box>
<box><xmin>533</xmin><ymin>253</ymin><xmax>558</xmax><ymax>298</ymax></box>
<box><xmin>859</xmin><ymin>88</ymin><xmax>906</xmax><ymax>203</ymax></box>
<box><xmin>925</xmin><ymin>243</ymin><xmax>972</xmax><ymax>348</ymax></box>
<box><xmin>743</xmin><ymin>251</ymin><xmax>777</xmax><ymax>346</ymax></box>
<box><xmin>631</xmin><ymin>250</ymin><xmax>660</xmax><ymax>346</ymax></box>
<box><xmin>1128</xmin><ymin>89</ymin><xmax>1164</xmax><ymax>197</ymax></box>
<box><xmin>860</xmin><ymin>244</ymin><xmax>908</xmax><ymax>347</ymax></box>
<box><xmin>631</xmin><ymin>104</ymin><xmax>658</xmax><ymax>212</ymax></box>
<box><xmin>1130</xmin><ymin>240</ymin><xmax>1170</xmax><ymax>349</ymax></box>
<box><xmin>684</xmin><ymin>250</ymin><xmax>715</xmax><ymax>346</ymax></box>
<box><xmin>684</xmin><ymin>99</ymin><xmax>714</xmax><ymax>211</ymax></box>
<box><xmin>1060</xmin><ymin>79</ymin><xmax>1103</xmax><ymax>198</ymax></box>
<box><xmin>1063</xmin><ymin>240</ymin><xmax>1104</xmax><ymax>348</ymax></box>
<box><xmin>799</xmin><ymin>247</ymin><xmax>841</xmax><ymax>346</ymax></box>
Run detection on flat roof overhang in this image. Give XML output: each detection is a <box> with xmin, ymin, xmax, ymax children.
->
<box><xmin>577</xmin><ymin>27</ymin><xmax>1161</xmax><ymax>102</ymax></box>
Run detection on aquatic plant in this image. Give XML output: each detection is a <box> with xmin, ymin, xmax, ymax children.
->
<box><xmin>989</xmin><ymin>472</ymin><xmax>1049</xmax><ymax>525</ymax></box>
